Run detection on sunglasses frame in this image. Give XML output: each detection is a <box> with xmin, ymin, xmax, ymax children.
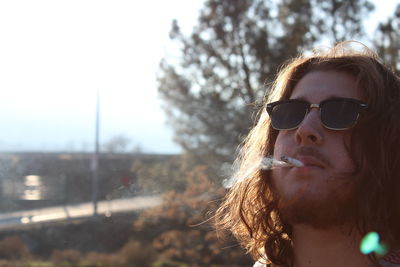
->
<box><xmin>266</xmin><ymin>97</ymin><xmax>368</xmax><ymax>131</ymax></box>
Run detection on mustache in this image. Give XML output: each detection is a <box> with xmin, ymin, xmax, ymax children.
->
<box><xmin>293</xmin><ymin>146</ymin><xmax>332</xmax><ymax>168</ymax></box>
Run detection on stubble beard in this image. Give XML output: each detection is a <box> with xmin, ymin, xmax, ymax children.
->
<box><xmin>272</xmin><ymin>172</ymin><xmax>358</xmax><ymax>230</ymax></box>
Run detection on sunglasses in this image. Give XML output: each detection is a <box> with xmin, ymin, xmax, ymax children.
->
<box><xmin>266</xmin><ymin>97</ymin><xmax>368</xmax><ymax>130</ymax></box>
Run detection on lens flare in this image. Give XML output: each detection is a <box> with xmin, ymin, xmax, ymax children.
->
<box><xmin>360</xmin><ymin>232</ymin><xmax>388</xmax><ymax>256</ymax></box>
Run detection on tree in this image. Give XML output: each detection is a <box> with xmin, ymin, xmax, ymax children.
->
<box><xmin>158</xmin><ymin>0</ymin><xmax>374</xmax><ymax>170</ymax></box>
<box><xmin>312</xmin><ymin>0</ymin><xmax>374</xmax><ymax>42</ymax></box>
<box><xmin>102</xmin><ymin>134</ymin><xmax>144</xmax><ymax>154</ymax></box>
<box><xmin>374</xmin><ymin>4</ymin><xmax>400</xmax><ymax>73</ymax></box>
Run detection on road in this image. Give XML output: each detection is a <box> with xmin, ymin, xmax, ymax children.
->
<box><xmin>0</xmin><ymin>195</ymin><xmax>162</xmax><ymax>231</ymax></box>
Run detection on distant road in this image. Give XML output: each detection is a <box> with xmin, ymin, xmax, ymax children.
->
<box><xmin>0</xmin><ymin>195</ymin><xmax>162</xmax><ymax>231</ymax></box>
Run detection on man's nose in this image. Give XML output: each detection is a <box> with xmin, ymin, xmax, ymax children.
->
<box><xmin>295</xmin><ymin>109</ymin><xmax>323</xmax><ymax>145</ymax></box>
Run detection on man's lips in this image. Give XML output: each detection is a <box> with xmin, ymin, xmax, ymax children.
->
<box><xmin>295</xmin><ymin>156</ymin><xmax>326</xmax><ymax>168</ymax></box>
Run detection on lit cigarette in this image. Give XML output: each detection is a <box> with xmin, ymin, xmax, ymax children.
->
<box><xmin>280</xmin><ymin>156</ymin><xmax>304</xmax><ymax>167</ymax></box>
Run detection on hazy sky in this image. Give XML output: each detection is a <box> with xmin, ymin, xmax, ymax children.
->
<box><xmin>0</xmin><ymin>0</ymin><xmax>398</xmax><ymax>154</ymax></box>
<box><xmin>0</xmin><ymin>0</ymin><xmax>204</xmax><ymax>154</ymax></box>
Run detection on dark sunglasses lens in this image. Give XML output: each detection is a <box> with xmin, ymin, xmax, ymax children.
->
<box><xmin>271</xmin><ymin>101</ymin><xmax>308</xmax><ymax>129</ymax></box>
<box><xmin>321</xmin><ymin>99</ymin><xmax>360</xmax><ymax>129</ymax></box>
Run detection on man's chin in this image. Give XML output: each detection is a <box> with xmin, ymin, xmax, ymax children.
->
<box><xmin>274</xmin><ymin>178</ymin><xmax>357</xmax><ymax>229</ymax></box>
<box><xmin>277</xmin><ymin>196</ymin><xmax>356</xmax><ymax>230</ymax></box>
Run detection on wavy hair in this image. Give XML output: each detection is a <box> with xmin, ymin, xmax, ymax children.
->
<box><xmin>214</xmin><ymin>42</ymin><xmax>400</xmax><ymax>266</ymax></box>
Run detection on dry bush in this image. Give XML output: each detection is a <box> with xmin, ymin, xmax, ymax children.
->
<box><xmin>81</xmin><ymin>241</ymin><xmax>155</xmax><ymax>267</ymax></box>
<box><xmin>82</xmin><ymin>251</ymin><xmax>123</xmax><ymax>266</ymax></box>
<box><xmin>0</xmin><ymin>260</ymin><xmax>20</xmax><ymax>267</ymax></box>
<box><xmin>51</xmin><ymin>249</ymin><xmax>82</xmax><ymax>264</ymax></box>
<box><xmin>152</xmin><ymin>259</ymin><xmax>190</xmax><ymax>267</ymax></box>
<box><xmin>0</xmin><ymin>236</ymin><xmax>31</xmax><ymax>260</ymax></box>
<box><xmin>117</xmin><ymin>240</ymin><xmax>155</xmax><ymax>267</ymax></box>
<box><xmin>133</xmin><ymin>165</ymin><xmax>252</xmax><ymax>266</ymax></box>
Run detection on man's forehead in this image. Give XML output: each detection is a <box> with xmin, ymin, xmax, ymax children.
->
<box><xmin>289</xmin><ymin>71</ymin><xmax>363</xmax><ymax>102</ymax></box>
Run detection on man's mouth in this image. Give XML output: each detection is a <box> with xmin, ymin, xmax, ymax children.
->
<box><xmin>295</xmin><ymin>156</ymin><xmax>326</xmax><ymax>168</ymax></box>
<box><xmin>280</xmin><ymin>156</ymin><xmax>304</xmax><ymax>167</ymax></box>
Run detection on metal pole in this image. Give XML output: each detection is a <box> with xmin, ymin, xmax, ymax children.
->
<box><xmin>91</xmin><ymin>90</ymin><xmax>100</xmax><ymax>217</ymax></box>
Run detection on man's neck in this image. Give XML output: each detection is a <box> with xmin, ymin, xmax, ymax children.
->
<box><xmin>292</xmin><ymin>224</ymin><xmax>372</xmax><ymax>267</ymax></box>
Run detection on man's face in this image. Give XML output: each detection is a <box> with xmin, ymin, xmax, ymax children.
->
<box><xmin>271</xmin><ymin>70</ymin><xmax>364</xmax><ymax>229</ymax></box>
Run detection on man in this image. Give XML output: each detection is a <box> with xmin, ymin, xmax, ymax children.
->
<box><xmin>215</xmin><ymin>42</ymin><xmax>400</xmax><ymax>267</ymax></box>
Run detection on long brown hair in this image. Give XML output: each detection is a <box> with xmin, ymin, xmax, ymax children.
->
<box><xmin>214</xmin><ymin>42</ymin><xmax>400</xmax><ymax>266</ymax></box>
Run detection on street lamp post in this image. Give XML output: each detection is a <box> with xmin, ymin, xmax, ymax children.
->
<box><xmin>91</xmin><ymin>90</ymin><xmax>100</xmax><ymax>217</ymax></box>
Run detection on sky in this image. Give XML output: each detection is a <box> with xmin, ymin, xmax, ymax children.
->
<box><xmin>0</xmin><ymin>0</ymin><xmax>398</xmax><ymax>154</ymax></box>
<box><xmin>0</xmin><ymin>0</ymin><xmax>204</xmax><ymax>154</ymax></box>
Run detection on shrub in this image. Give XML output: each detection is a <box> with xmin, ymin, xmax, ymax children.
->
<box><xmin>81</xmin><ymin>251</ymin><xmax>122</xmax><ymax>267</ymax></box>
<box><xmin>0</xmin><ymin>236</ymin><xmax>31</xmax><ymax>260</ymax></box>
<box><xmin>51</xmin><ymin>249</ymin><xmax>82</xmax><ymax>264</ymax></box>
<box><xmin>117</xmin><ymin>240</ymin><xmax>155</xmax><ymax>267</ymax></box>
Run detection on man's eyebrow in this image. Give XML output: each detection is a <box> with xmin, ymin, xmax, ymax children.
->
<box><xmin>323</xmin><ymin>95</ymin><xmax>344</xmax><ymax>100</ymax></box>
<box><xmin>289</xmin><ymin>95</ymin><xmax>344</xmax><ymax>102</ymax></box>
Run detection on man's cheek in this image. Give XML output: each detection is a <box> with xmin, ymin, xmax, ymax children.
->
<box><xmin>341</xmin><ymin>133</ymin><xmax>356</xmax><ymax>173</ymax></box>
<box><xmin>273</xmin><ymin>134</ymin><xmax>286</xmax><ymax>159</ymax></box>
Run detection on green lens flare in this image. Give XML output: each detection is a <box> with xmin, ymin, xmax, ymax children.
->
<box><xmin>360</xmin><ymin>232</ymin><xmax>379</xmax><ymax>254</ymax></box>
<box><xmin>360</xmin><ymin>232</ymin><xmax>388</xmax><ymax>256</ymax></box>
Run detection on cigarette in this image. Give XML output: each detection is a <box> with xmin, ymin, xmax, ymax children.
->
<box><xmin>280</xmin><ymin>156</ymin><xmax>304</xmax><ymax>167</ymax></box>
